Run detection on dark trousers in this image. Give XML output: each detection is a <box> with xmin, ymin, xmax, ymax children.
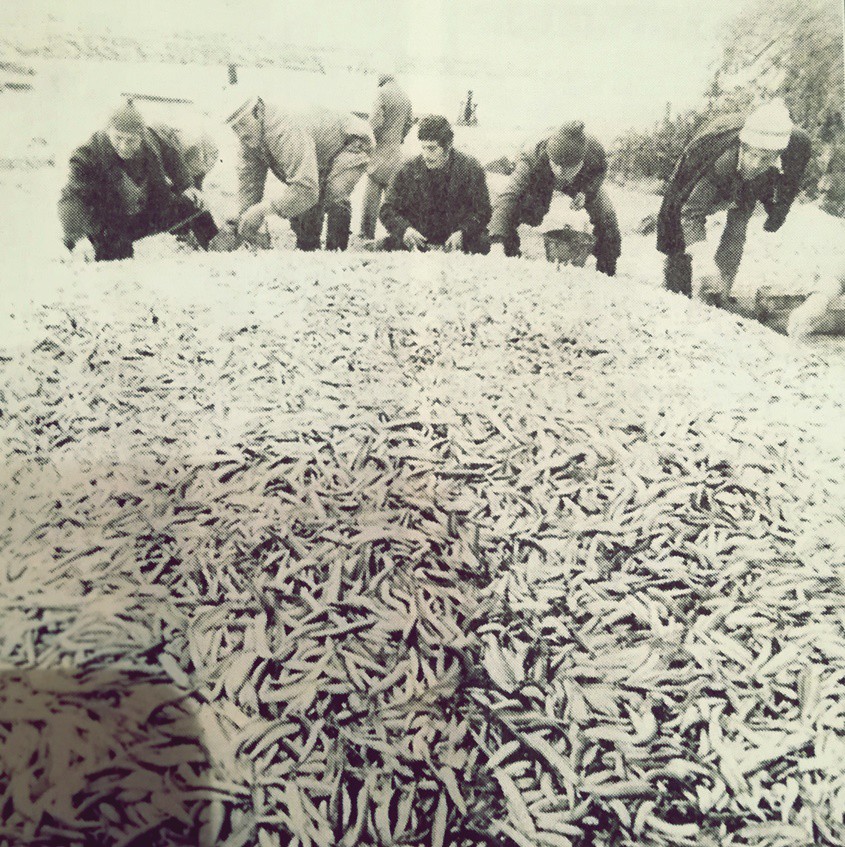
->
<box><xmin>289</xmin><ymin>136</ymin><xmax>371</xmax><ymax>251</ymax></box>
<box><xmin>290</xmin><ymin>200</ymin><xmax>352</xmax><ymax>252</ymax></box>
<box><xmin>501</xmin><ymin>187</ymin><xmax>621</xmax><ymax>276</ymax></box>
<box><xmin>378</xmin><ymin>230</ymin><xmax>491</xmax><ymax>255</ymax></box>
<box><xmin>90</xmin><ymin>195</ymin><xmax>218</xmax><ymax>262</ymax></box>
<box><xmin>663</xmin><ymin>252</ymin><xmax>693</xmax><ymax>296</ymax></box>
<box><xmin>360</xmin><ymin>175</ymin><xmax>387</xmax><ymax>240</ymax></box>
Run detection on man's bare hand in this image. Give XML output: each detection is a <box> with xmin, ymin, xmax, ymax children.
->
<box><xmin>689</xmin><ymin>247</ymin><xmax>727</xmax><ymax>303</ymax></box>
<box><xmin>70</xmin><ymin>237</ymin><xmax>95</xmax><ymax>263</ymax></box>
<box><xmin>787</xmin><ymin>283</ymin><xmax>841</xmax><ymax>338</ymax></box>
<box><xmin>403</xmin><ymin>227</ymin><xmax>428</xmax><ymax>251</ymax></box>
<box><xmin>182</xmin><ymin>187</ymin><xmax>207</xmax><ymax>210</ymax></box>
<box><xmin>787</xmin><ymin>300</ymin><xmax>823</xmax><ymax>339</ymax></box>
<box><xmin>694</xmin><ymin>269</ymin><xmax>728</xmax><ymax>303</ymax></box>
<box><xmin>238</xmin><ymin>202</ymin><xmax>269</xmax><ymax>238</ymax></box>
<box><xmin>443</xmin><ymin>231</ymin><xmax>464</xmax><ymax>253</ymax></box>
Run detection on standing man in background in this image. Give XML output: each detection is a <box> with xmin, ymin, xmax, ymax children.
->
<box><xmin>489</xmin><ymin>121</ymin><xmax>621</xmax><ymax>276</ymax></box>
<box><xmin>359</xmin><ymin>73</ymin><xmax>413</xmax><ymax>242</ymax></box>
<box><xmin>227</xmin><ymin>94</ymin><xmax>374</xmax><ymax>251</ymax></box>
<box><xmin>657</xmin><ymin>99</ymin><xmax>812</xmax><ymax>300</ymax></box>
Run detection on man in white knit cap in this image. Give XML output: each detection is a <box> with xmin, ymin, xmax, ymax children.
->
<box><xmin>657</xmin><ymin>99</ymin><xmax>812</xmax><ymax>300</ymax></box>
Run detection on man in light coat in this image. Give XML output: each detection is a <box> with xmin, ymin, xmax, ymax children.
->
<box><xmin>359</xmin><ymin>74</ymin><xmax>413</xmax><ymax>240</ymax></box>
<box><xmin>489</xmin><ymin>121</ymin><xmax>621</xmax><ymax>276</ymax></box>
<box><xmin>226</xmin><ymin>95</ymin><xmax>374</xmax><ymax>251</ymax></box>
<box><xmin>148</xmin><ymin>122</ymin><xmax>219</xmax><ymax>190</ymax></box>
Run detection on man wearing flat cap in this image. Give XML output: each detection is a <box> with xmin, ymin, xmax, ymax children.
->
<box><xmin>378</xmin><ymin>115</ymin><xmax>492</xmax><ymax>254</ymax></box>
<box><xmin>657</xmin><ymin>98</ymin><xmax>812</xmax><ymax>300</ymax></box>
<box><xmin>489</xmin><ymin>121</ymin><xmax>621</xmax><ymax>276</ymax></box>
<box><xmin>58</xmin><ymin>100</ymin><xmax>219</xmax><ymax>261</ymax></box>
<box><xmin>224</xmin><ymin>94</ymin><xmax>374</xmax><ymax>251</ymax></box>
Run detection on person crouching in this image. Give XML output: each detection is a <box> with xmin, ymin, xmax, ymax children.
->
<box><xmin>488</xmin><ymin>121</ymin><xmax>621</xmax><ymax>276</ymax></box>
<box><xmin>657</xmin><ymin>98</ymin><xmax>812</xmax><ymax>300</ymax></box>
<box><xmin>378</xmin><ymin>115</ymin><xmax>491</xmax><ymax>254</ymax></box>
<box><xmin>58</xmin><ymin>100</ymin><xmax>218</xmax><ymax>262</ymax></box>
<box><xmin>226</xmin><ymin>95</ymin><xmax>374</xmax><ymax>252</ymax></box>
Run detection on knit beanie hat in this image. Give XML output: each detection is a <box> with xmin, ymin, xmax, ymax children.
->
<box><xmin>418</xmin><ymin>115</ymin><xmax>454</xmax><ymax>147</ymax></box>
<box><xmin>739</xmin><ymin>99</ymin><xmax>793</xmax><ymax>150</ymax></box>
<box><xmin>547</xmin><ymin>121</ymin><xmax>586</xmax><ymax>167</ymax></box>
<box><xmin>109</xmin><ymin>100</ymin><xmax>145</xmax><ymax>133</ymax></box>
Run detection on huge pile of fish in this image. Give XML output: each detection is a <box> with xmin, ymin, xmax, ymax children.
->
<box><xmin>1</xmin><ymin>251</ymin><xmax>843</xmax><ymax>847</ymax></box>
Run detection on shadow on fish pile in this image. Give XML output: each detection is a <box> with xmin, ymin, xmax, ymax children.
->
<box><xmin>1</xmin><ymin>255</ymin><xmax>844</xmax><ymax>847</ymax></box>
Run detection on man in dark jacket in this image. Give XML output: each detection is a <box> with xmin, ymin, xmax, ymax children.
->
<box><xmin>58</xmin><ymin>101</ymin><xmax>218</xmax><ymax>261</ymax></box>
<box><xmin>378</xmin><ymin>115</ymin><xmax>491</xmax><ymax>254</ymax></box>
<box><xmin>359</xmin><ymin>74</ymin><xmax>413</xmax><ymax>240</ymax></box>
<box><xmin>657</xmin><ymin>99</ymin><xmax>812</xmax><ymax>298</ymax></box>
<box><xmin>489</xmin><ymin>122</ymin><xmax>621</xmax><ymax>276</ymax></box>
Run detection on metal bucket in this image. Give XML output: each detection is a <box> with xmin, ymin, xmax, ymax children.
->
<box><xmin>542</xmin><ymin>227</ymin><xmax>596</xmax><ymax>267</ymax></box>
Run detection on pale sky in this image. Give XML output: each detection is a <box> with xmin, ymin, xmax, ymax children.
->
<box><xmin>1</xmin><ymin>1</ymin><xmax>745</xmax><ymax>71</ymax></box>
<box><xmin>2</xmin><ymin>0</ymin><xmax>838</xmax><ymax>133</ymax></box>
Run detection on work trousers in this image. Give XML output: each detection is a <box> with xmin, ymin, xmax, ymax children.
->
<box><xmin>359</xmin><ymin>155</ymin><xmax>404</xmax><ymax>239</ymax></box>
<box><xmin>290</xmin><ymin>137</ymin><xmax>371</xmax><ymax>251</ymax></box>
<box><xmin>360</xmin><ymin>175</ymin><xmax>387</xmax><ymax>241</ymax></box>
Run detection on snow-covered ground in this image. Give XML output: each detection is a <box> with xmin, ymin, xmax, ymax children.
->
<box><xmin>2</xmin><ymin>50</ymin><xmax>845</xmax><ymax>847</ymax></box>
<box><xmin>2</xmin><ymin>55</ymin><xmax>844</xmax><ymax>352</ymax></box>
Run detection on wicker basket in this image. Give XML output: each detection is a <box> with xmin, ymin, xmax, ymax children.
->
<box><xmin>542</xmin><ymin>227</ymin><xmax>596</xmax><ymax>267</ymax></box>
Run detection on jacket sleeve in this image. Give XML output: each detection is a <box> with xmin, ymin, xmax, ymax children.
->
<box><xmin>714</xmin><ymin>206</ymin><xmax>752</xmax><ymax>282</ymax></box>
<box><xmin>657</xmin><ymin>129</ymin><xmax>742</xmax><ymax>255</ymax></box>
<box><xmin>457</xmin><ymin>159</ymin><xmax>492</xmax><ymax>240</ymax></box>
<box><xmin>489</xmin><ymin>152</ymin><xmax>534</xmax><ymax>240</ymax></box>
<box><xmin>148</xmin><ymin>126</ymin><xmax>192</xmax><ymax>194</ymax></box>
<box><xmin>577</xmin><ymin>141</ymin><xmax>608</xmax><ymax>200</ymax></box>
<box><xmin>763</xmin><ymin>128</ymin><xmax>812</xmax><ymax>232</ymax></box>
<box><xmin>263</xmin><ymin>126</ymin><xmax>320</xmax><ymax>219</ymax></box>
<box><xmin>379</xmin><ymin>165</ymin><xmax>413</xmax><ymax>239</ymax></box>
<box><xmin>235</xmin><ymin>145</ymin><xmax>269</xmax><ymax>214</ymax></box>
<box><xmin>57</xmin><ymin>145</ymin><xmax>99</xmax><ymax>247</ymax></box>
<box><xmin>679</xmin><ymin>176</ymin><xmax>721</xmax><ymax>248</ymax></box>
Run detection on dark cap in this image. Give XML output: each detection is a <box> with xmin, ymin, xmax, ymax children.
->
<box><xmin>547</xmin><ymin>121</ymin><xmax>586</xmax><ymax>167</ymax></box>
<box><xmin>109</xmin><ymin>100</ymin><xmax>145</xmax><ymax>134</ymax></box>
<box><xmin>418</xmin><ymin>115</ymin><xmax>454</xmax><ymax>148</ymax></box>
